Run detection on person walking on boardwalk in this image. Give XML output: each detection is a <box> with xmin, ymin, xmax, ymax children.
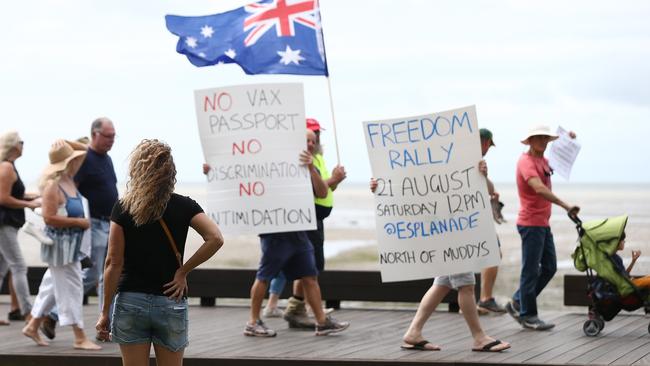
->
<box><xmin>505</xmin><ymin>125</ymin><xmax>580</xmax><ymax>330</ymax></box>
<box><xmin>78</xmin><ymin>118</ymin><xmax>119</xmax><ymax>310</ymax></box>
<box><xmin>476</xmin><ymin>128</ymin><xmax>506</xmax><ymax>315</ymax></box>
<box><xmin>0</xmin><ymin>131</ymin><xmax>39</xmax><ymax>325</ymax></box>
<box><xmin>369</xmin><ymin>178</ymin><xmax>510</xmax><ymax>353</ymax></box>
<box><xmin>40</xmin><ymin>118</ymin><xmax>119</xmax><ymax>340</ymax></box>
<box><xmin>265</xmin><ymin>119</ymin><xmax>347</xmax><ymax>325</ymax></box>
<box><xmin>96</xmin><ymin>139</ymin><xmax>224</xmax><ymax>366</ymax></box>
<box><xmin>22</xmin><ymin>140</ymin><xmax>100</xmax><ymax>349</ymax></box>
<box><xmin>245</xmin><ymin>143</ymin><xmax>349</xmax><ymax>337</ymax></box>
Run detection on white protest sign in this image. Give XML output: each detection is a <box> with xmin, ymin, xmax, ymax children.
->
<box><xmin>195</xmin><ymin>83</ymin><xmax>316</xmax><ymax>235</ymax></box>
<box><xmin>363</xmin><ymin>105</ymin><xmax>500</xmax><ymax>282</ymax></box>
<box><xmin>548</xmin><ymin>126</ymin><xmax>581</xmax><ymax>180</ymax></box>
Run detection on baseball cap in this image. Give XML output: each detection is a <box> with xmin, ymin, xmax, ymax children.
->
<box><xmin>480</xmin><ymin>128</ymin><xmax>495</xmax><ymax>146</ymax></box>
<box><xmin>306</xmin><ymin>118</ymin><xmax>325</xmax><ymax>132</ymax></box>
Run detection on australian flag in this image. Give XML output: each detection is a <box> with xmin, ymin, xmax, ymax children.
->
<box><xmin>165</xmin><ymin>0</ymin><xmax>328</xmax><ymax>76</ymax></box>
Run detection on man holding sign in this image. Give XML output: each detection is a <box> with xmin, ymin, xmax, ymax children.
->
<box><xmin>245</xmin><ymin>148</ymin><xmax>349</xmax><ymax>337</ymax></box>
<box><xmin>365</xmin><ymin>106</ymin><xmax>508</xmax><ymax>352</ymax></box>
<box><xmin>370</xmin><ymin>178</ymin><xmax>510</xmax><ymax>352</ymax></box>
<box><xmin>195</xmin><ymin>83</ymin><xmax>349</xmax><ymax>337</ymax></box>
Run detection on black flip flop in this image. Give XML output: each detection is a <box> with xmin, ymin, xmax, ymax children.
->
<box><xmin>472</xmin><ymin>339</ymin><xmax>510</xmax><ymax>352</ymax></box>
<box><xmin>401</xmin><ymin>340</ymin><xmax>441</xmax><ymax>351</ymax></box>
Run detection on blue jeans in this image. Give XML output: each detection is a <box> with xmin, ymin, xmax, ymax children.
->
<box><xmin>83</xmin><ymin>218</ymin><xmax>110</xmax><ymax>311</ymax></box>
<box><xmin>112</xmin><ymin>292</ymin><xmax>188</xmax><ymax>352</ymax></box>
<box><xmin>513</xmin><ymin>226</ymin><xmax>557</xmax><ymax>318</ymax></box>
<box><xmin>269</xmin><ymin>272</ymin><xmax>287</xmax><ymax>295</ymax></box>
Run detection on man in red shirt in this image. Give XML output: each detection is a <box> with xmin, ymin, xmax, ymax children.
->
<box><xmin>505</xmin><ymin>125</ymin><xmax>579</xmax><ymax>330</ymax></box>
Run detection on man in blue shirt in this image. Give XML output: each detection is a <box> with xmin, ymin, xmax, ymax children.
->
<box><xmin>76</xmin><ymin>118</ymin><xmax>118</xmax><ymax>303</ymax></box>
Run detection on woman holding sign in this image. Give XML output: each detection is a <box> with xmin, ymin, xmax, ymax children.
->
<box><xmin>370</xmin><ymin>178</ymin><xmax>510</xmax><ymax>352</ymax></box>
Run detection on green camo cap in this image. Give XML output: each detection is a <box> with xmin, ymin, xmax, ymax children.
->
<box><xmin>480</xmin><ymin>128</ymin><xmax>495</xmax><ymax>146</ymax></box>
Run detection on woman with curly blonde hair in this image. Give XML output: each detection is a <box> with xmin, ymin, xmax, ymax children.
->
<box><xmin>96</xmin><ymin>139</ymin><xmax>223</xmax><ymax>366</ymax></box>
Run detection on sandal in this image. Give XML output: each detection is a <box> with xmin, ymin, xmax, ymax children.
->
<box><xmin>401</xmin><ymin>340</ymin><xmax>441</xmax><ymax>351</ymax></box>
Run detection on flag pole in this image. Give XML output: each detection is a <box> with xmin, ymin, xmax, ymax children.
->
<box><xmin>317</xmin><ymin>0</ymin><xmax>341</xmax><ymax>165</ymax></box>
<box><xmin>325</xmin><ymin>76</ymin><xmax>341</xmax><ymax>165</ymax></box>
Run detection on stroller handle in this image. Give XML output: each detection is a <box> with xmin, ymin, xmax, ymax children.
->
<box><xmin>568</xmin><ymin>211</ymin><xmax>582</xmax><ymax>225</ymax></box>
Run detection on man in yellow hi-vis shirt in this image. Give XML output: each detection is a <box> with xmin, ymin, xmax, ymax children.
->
<box><xmin>262</xmin><ymin>119</ymin><xmax>347</xmax><ymax>328</ymax></box>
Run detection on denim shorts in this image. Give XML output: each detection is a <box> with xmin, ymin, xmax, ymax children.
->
<box><xmin>111</xmin><ymin>292</ymin><xmax>188</xmax><ymax>352</ymax></box>
<box><xmin>433</xmin><ymin>272</ymin><xmax>476</xmax><ymax>289</ymax></box>
<box><xmin>257</xmin><ymin>231</ymin><xmax>318</xmax><ymax>282</ymax></box>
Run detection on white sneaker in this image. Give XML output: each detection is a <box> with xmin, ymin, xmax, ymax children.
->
<box><xmin>262</xmin><ymin>307</ymin><xmax>283</xmax><ymax>318</ymax></box>
<box><xmin>22</xmin><ymin>222</ymin><xmax>53</xmax><ymax>245</ymax></box>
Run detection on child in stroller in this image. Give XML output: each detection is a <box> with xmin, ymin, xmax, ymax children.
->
<box><xmin>571</xmin><ymin>214</ymin><xmax>650</xmax><ymax>337</ymax></box>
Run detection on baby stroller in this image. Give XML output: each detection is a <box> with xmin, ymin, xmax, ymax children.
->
<box><xmin>570</xmin><ymin>214</ymin><xmax>650</xmax><ymax>337</ymax></box>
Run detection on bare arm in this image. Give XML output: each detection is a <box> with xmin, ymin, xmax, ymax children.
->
<box><xmin>96</xmin><ymin>222</ymin><xmax>124</xmax><ymax>340</ymax></box>
<box><xmin>478</xmin><ymin>160</ymin><xmax>498</xmax><ymax>199</ymax></box>
<box><xmin>326</xmin><ymin>165</ymin><xmax>347</xmax><ymax>191</ymax></box>
<box><xmin>0</xmin><ymin>163</ymin><xmax>39</xmax><ymax>209</ymax></box>
<box><xmin>41</xmin><ymin>181</ymin><xmax>89</xmax><ymax>229</ymax></box>
<box><xmin>163</xmin><ymin>213</ymin><xmax>224</xmax><ymax>300</ymax></box>
<box><xmin>527</xmin><ymin>177</ymin><xmax>579</xmax><ymax>214</ymax></box>
<box><xmin>101</xmin><ymin>222</ymin><xmax>124</xmax><ymax>316</ymax></box>
<box><xmin>627</xmin><ymin>250</ymin><xmax>641</xmax><ymax>273</ymax></box>
<box><xmin>300</xmin><ymin>151</ymin><xmax>328</xmax><ymax>199</ymax></box>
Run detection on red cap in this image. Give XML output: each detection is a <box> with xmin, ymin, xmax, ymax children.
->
<box><xmin>306</xmin><ymin>118</ymin><xmax>325</xmax><ymax>131</ymax></box>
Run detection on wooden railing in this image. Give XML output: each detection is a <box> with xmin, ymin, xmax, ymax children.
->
<box><xmin>1</xmin><ymin>267</ymin><xmax>481</xmax><ymax>312</ymax></box>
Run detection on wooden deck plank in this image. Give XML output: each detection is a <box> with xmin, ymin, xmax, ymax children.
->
<box><xmin>543</xmin><ymin>314</ymin><xmax>644</xmax><ymax>364</ymax></box>
<box><xmin>524</xmin><ymin>314</ymin><xmax>637</xmax><ymax>364</ymax></box>
<box><xmin>610</xmin><ymin>339</ymin><xmax>650</xmax><ymax>365</ymax></box>
<box><xmin>221</xmin><ymin>309</ymin><xmax>384</xmax><ymax>357</ymax></box>
<box><xmin>591</xmin><ymin>338</ymin><xmax>650</xmax><ymax>365</ymax></box>
<box><xmin>460</xmin><ymin>312</ymin><xmax>580</xmax><ymax>364</ymax></box>
<box><xmin>567</xmin><ymin>316</ymin><xmax>648</xmax><ymax>365</ymax></box>
<box><xmin>1</xmin><ymin>302</ymin><xmax>649</xmax><ymax>366</ymax></box>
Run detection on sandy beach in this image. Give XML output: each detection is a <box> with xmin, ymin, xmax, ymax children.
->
<box><xmin>14</xmin><ymin>182</ymin><xmax>650</xmax><ymax>311</ymax></box>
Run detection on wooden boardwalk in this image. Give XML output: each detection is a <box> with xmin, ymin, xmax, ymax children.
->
<box><xmin>0</xmin><ymin>302</ymin><xmax>649</xmax><ymax>366</ymax></box>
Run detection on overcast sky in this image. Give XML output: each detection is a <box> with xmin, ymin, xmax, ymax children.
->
<box><xmin>2</xmin><ymin>0</ymin><xmax>649</xmax><ymax>184</ymax></box>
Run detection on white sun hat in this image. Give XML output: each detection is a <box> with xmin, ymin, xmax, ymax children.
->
<box><xmin>521</xmin><ymin>125</ymin><xmax>559</xmax><ymax>145</ymax></box>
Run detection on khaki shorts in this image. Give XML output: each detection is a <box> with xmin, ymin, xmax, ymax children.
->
<box><xmin>433</xmin><ymin>272</ymin><xmax>475</xmax><ymax>289</ymax></box>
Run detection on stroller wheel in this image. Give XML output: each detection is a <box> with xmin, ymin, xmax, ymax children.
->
<box><xmin>647</xmin><ymin>323</ymin><xmax>650</xmax><ymax>335</ymax></box>
<box><xmin>595</xmin><ymin>318</ymin><xmax>605</xmax><ymax>331</ymax></box>
<box><xmin>583</xmin><ymin>320</ymin><xmax>601</xmax><ymax>337</ymax></box>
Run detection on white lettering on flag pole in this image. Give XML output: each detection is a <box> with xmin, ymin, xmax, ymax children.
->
<box><xmin>195</xmin><ymin>83</ymin><xmax>316</xmax><ymax>235</ymax></box>
<box><xmin>548</xmin><ymin>126</ymin><xmax>581</xmax><ymax>180</ymax></box>
<box><xmin>363</xmin><ymin>105</ymin><xmax>500</xmax><ymax>282</ymax></box>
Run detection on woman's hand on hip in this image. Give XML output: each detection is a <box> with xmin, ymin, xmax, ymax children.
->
<box><xmin>163</xmin><ymin>269</ymin><xmax>188</xmax><ymax>301</ymax></box>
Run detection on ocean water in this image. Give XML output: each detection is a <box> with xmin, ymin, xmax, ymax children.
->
<box><xmin>13</xmin><ymin>181</ymin><xmax>650</xmax><ymax>311</ymax></box>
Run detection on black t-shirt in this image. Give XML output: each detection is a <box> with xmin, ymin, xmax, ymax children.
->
<box><xmin>0</xmin><ymin>162</ymin><xmax>26</xmax><ymax>227</ymax></box>
<box><xmin>75</xmin><ymin>148</ymin><xmax>118</xmax><ymax>219</ymax></box>
<box><xmin>111</xmin><ymin>193</ymin><xmax>204</xmax><ymax>295</ymax></box>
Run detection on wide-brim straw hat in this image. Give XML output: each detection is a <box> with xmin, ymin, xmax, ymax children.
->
<box><xmin>521</xmin><ymin>125</ymin><xmax>559</xmax><ymax>145</ymax></box>
<box><xmin>43</xmin><ymin>140</ymin><xmax>86</xmax><ymax>175</ymax></box>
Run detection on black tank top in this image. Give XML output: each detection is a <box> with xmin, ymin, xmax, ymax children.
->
<box><xmin>0</xmin><ymin>162</ymin><xmax>26</xmax><ymax>228</ymax></box>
